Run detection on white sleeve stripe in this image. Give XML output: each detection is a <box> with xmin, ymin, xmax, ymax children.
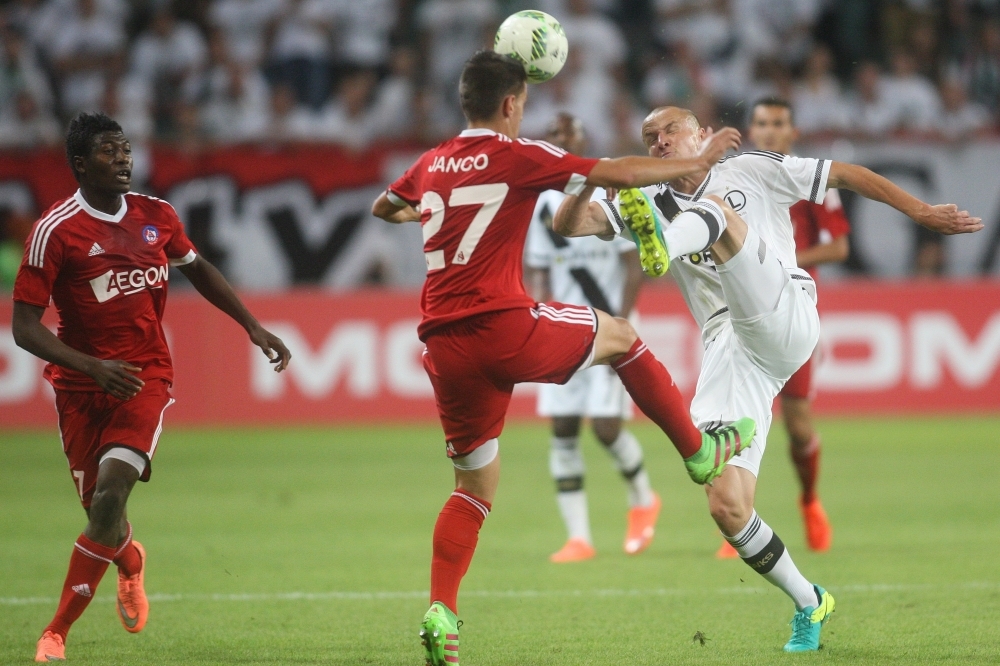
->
<box><xmin>516</xmin><ymin>138</ymin><xmax>567</xmax><ymax>158</ymax></box>
<box><xmin>29</xmin><ymin>200</ymin><xmax>77</xmax><ymax>267</ymax></box>
<box><xmin>385</xmin><ymin>190</ymin><xmax>407</xmax><ymax>207</ymax></box>
<box><xmin>169</xmin><ymin>249</ymin><xmax>197</xmax><ymax>266</ymax></box>
<box><xmin>30</xmin><ymin>203</ymin><xmax>80</xmax><ymax>268</ymax></box>
<box><xmin>563</xmin><ymin>173</ymin><xmax>587</xmax><ymax>196</ymax></box>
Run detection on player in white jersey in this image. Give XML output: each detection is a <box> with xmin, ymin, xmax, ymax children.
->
<box><xmin>553</xmin><ymin>105</ymin><xmax>982</xmax><ymax>652</ymax></box>
<box><xmin>524</xmin><ymin>114</ymin><xmax>658</xmax><ymax>563</ymax></box>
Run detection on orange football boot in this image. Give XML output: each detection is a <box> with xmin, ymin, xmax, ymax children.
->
<box><xmin>624</xmin><ymin>492</ymin><xmax>662</xmax><ymax>555</ymax></box>
<box><xmin>715</xmin><ymin>539</ymin><xmax>739</xmax><ymax>559</ymax></box>
<box><xmin>801</xmin><ymin>497</ymin><xmax>832</xmax><ymax>552</ymax></box>
<box><xmin>550</xmin><ymin>538</ymin><xmax>596</xmax><ymax>563</ymax></box>
<box><xmin>116</xmin><ymin>540</ymin><xmax>148</xmax><ymax>633</ymax></box>
<box><xmin>35</xmin><ymin>631</ymin><xmax>65</xmax><ymax>662</ymax></box>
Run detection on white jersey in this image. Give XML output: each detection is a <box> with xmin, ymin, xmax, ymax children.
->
<box><xmin>526</xmin><ymin>190</ymin><xmax>637</xmax><ymax>316</ymax></box>
<box><xmin>597</xmin><ymin>150</ymin><xmax>830</xmax><ymax>339</ymax></box>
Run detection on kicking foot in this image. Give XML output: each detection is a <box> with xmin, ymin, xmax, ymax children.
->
<box><xmin>618</xmin><ymin>188</ymin><xmax>670</xmax><ymax>277</ymax></box>
<box><xmin>684</xmin><ymin>418</ymin><xmax>756</xmax><ymax>484</ymax></box>
<box><xmin>35</xmin><ymin>631</ymin><xmax>65</xmax><ymax>662</ymax></box>
<box><xmin>715</xmin><ymin>539</ymin><xmax>739</xmax><ymax>559</ymax></box>
<box><xmin>800</xmin><ymin>497</ymin><xmax>832</xmax><ymax>552</ymax></box>
<box><xmin>420</xmin><ymin>601</ymin><xmax>460</xmax><ymax>666</ymax></box>
<box><xmin>624</xmin><ymin>492</ymin><xmax>661</xmax><ymax>555</ymax></box>
<box><xmin>117</xmin><ymin>540</ymin><xmax>148</xmax><ymax>633</ymax></box>
<box><xmin>784</xmin><ymin>585</ymin><xmax>835</xmax><ymax>652</ymax></box>
<box><xmin>550</xmin><ymin>538</ymin><xmax>596</xmax><ymax>563</ymax></box>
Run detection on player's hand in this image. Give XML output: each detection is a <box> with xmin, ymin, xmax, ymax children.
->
<box><xmin>698</xmin><ymin>127</ymin><xmax>741</xmax><ymax>168</ymax></box>
<box><xmin>917</xmin><ymin>204</ymin><xmax>983</xmax><ymax>235</ymax></box>
<box><xmin>88</xmin><ymin>360</ymin><xmax>144</xmax><ymax>400</ymax></box>
<box><xmin>249</xmin><ymin>325</ymin><xmax>291</xmax><ymax>372</ymax></box>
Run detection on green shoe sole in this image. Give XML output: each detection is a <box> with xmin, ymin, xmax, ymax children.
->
<box><xmin>618</xmin><ymin>188</ymin><xmax>670</xmax><ymax>277</ymax></box>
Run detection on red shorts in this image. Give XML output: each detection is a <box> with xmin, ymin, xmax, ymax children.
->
<box><xmin>780</xmin><ymin>355</ymin><xmax>814</xmax><ymax>400</ymax></box>
<box><xmin>423</xmin><ymin>303</ymin><xmax>597</xmax><ymax>457</ymax></box>
<box><xmin>55</xmin><ymin>379</ymin><xmax>174</xmax><ymax>508</ymax></box>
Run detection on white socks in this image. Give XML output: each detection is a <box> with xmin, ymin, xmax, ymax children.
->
<box><xmin>606</xmin><ymin>430</ymin><xmax>654</xmax><ymax>507</ymax></box>
<box><xmin>726</xmin><ymin>511</ymin><xmax>818</xmax><ymax>610</ymax></box>
<box><xmin>556</xmin><ymin>490</ymin><xmax>592</xmax><ymax>544</ymax></box>
<box><xmin>662</xmin><ymin>199</ymin><xmax>727</xmax><ymax>260</ymax></box>
<box><xmin>550</xmin><ymin>436</ymin><xmax>591</xmax><ymax>544</ymax></box>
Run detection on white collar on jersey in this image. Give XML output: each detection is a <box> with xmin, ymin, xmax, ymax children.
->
<box><xmin>458</xmin><ymin>128</ymin><xmax>497</xmax><ymax>137</ymax></box>
<box><xmin>74</xmin><ymin>189</ymin><xmax>127</xmax><ymax>223</ymax></box>
<box><xmin>668</xmin><ymin>171</ymin><xmax>713</xmax><ymax>201</ymax></box>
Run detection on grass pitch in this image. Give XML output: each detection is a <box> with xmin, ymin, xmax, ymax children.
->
<box><xmin>2</xmin><ymin>416</ymin><xmax>999</xmax><ymax>665</ymax></box>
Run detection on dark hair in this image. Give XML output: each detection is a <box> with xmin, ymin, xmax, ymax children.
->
<box><xmin>459</xmin><ymin>50</ymin><xmax>527</xmax><ymax>122</ymax></box>
<box><xmin>65</xmin><ymin>112</ymin><xmax>123</xmax><ymax>181</ymax></box>
<box><xmin>750</xmin><ymin>97</ymin><xmax>794</xmax><ymax>124</ymax></box>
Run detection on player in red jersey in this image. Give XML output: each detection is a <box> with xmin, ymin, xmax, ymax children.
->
<box><xmin>371</xmin><ymin>50</ymin><xmax>753</xmax><ymax>666</ymax></box>
<box><xmin>12</xmin><ymin>113</ymin><xmax>291</xmax><ymax>662</ymax></box>
<box><xmin>716</xmin><ymin>98</ymin><xmax>851</xmax><ymax>560</ymax></box>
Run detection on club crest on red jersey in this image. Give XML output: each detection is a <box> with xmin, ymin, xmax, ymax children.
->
<box><xmin>142</xmin><ymin>225</ymin><xmax>159</xmax><ymax>244</ymax></box>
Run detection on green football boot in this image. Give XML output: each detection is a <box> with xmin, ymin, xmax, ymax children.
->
<box><xmin>420</xmin><ymin>601</ymin><xmax>460</xmax><ymax>666</ymax></box>
<box><xmin>784</xmin><ymin>585</ymin><xmax>836</xmax><ymax>652</ymax></box>
<box><xmin>683</xmin><ymin>418</ymin><xmax>756</xmax><ymax>484</ymax></box>
<box><xmin>618</xmin><ymin>188</ymin><xmax>670</xmax><ymax>277</ymax></box>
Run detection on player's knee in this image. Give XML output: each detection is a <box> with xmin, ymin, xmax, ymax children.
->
<box><xmin>592</xmin><ymin>420</ymin><xmax>620</xmax><ymax>446</ymax></box>
<box><xmin>88</xmin><ymin>484</ymin><xmax>130</xmax><ymax>528</ymax></box>
<box><xmin>611</xmin><ymin>316</ymin><xmax>638</xmax><ymax>349</ymax></box>
<box><xmin>707</xmin><ymin>488</ymin><xmax>753</xmax><ymax>534</ymax></box>
<box><xmin>552</xmin><ymin>417</ymin><xmax>581</xmax><ymax>438</ymax></box>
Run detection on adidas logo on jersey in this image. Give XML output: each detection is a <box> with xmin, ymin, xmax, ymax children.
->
<box><xmin>71</xmin><ymin>584</ymin><xmax>92</xmax><ymax>597</ymax></box>
<box><xmin>88</xmin><ymin>242</ymin><xmax>105</xmax><ymax>256</ymax></box>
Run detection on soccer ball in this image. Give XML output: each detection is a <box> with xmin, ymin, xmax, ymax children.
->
<box><xmin>493</xmin><ymin>10</ymin><xmax>568</xmax><ymax>84</ymax></box>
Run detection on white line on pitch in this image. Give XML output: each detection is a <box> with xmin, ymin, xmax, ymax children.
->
<box><xmin>1</xmin><ymin>581</ymin><xmax>997</xmax><ymax>606</ymax></box>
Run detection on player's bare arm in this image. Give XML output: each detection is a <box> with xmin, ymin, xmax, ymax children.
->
<box><xmin>177</xmin><ymin>256</ymin><xmax>291</xmax><ymax>372</ymax></box>
<box><xmin>11</xmin><ymin>301</ymin><xmax>145</xmax><ymax>400</ymax></box>
<box><xmin>796</xmin><ymin>235</ymin><xmax>849</xmax><ymax>269</ymax></box>
<box><xmin>619</xmin><ymin>250</ymin><xmax>643</xmax><ymax>318</ymax></box>
<box><xmin>826</xmin><ymin>162</ymin><xmax>983</xmax><ymax>235</ymax></box>
<box><xmin>372</xmin><ymin>193</ymin><xmax>420</xmax><ymax>223</ymax></box>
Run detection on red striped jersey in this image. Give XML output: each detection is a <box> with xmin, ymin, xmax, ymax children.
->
<box><xmin>13</xmin><ymin>190</ymin><xmax>197</xmax><ymax>391</ymax></box>
<box><xmin>387</xmin><ymin>128</ymin><xmax>598</xmax><ymax>339</ymax></box>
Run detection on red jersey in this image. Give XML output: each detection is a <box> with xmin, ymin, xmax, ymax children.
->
<box><xmin>387</xmin><ymin>128</ymin><xmax>599</xmax><ymax>339</ymax></box>
<box><xmin>789</xmin><ymin>188</ymin><xmax>851</xmax><ymax>280</ymax></box>
<box><xmin>13</xmin><ymin>190</ymin><xmax>197</xmax><ymax>391</ymax></box>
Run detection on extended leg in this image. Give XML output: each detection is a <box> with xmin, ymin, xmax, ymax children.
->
<box><xmin>549</xmin><ymin>417</ymin><xmax>596</xmax><ymax>562</ymax></box>
<box><xmin>593</xmin><ymin>418</ymin><xmax>660</xmax><ymax>554</ymax></box>
<box><xmin>782</xmin><ymin>396</ymin><xmax>832</xmax><ymax>551</ymax></box>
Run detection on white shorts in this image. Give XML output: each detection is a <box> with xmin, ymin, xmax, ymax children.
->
<box><xmin>537</xmin><ymin>364</ymin><xmax>633</xmax><ymax>419</ymax></box>
<box><xmin>691</xmin><ymin>254</ymin><xmax>820</xmax><ymax>477</ymax></box>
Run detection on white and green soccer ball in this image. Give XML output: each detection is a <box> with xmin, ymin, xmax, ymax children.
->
<box><xmin>493</xmin><ymin>10</ymin><xmax>568</xmax><ymax>84</ymax></box>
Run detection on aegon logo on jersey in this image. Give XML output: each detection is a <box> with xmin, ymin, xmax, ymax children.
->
<box><xmin>427</xmin><ymin>154</ymin><xmax>489</xmax><ymax>173</ymax></box>
<box><xmin>89</xmin><ymin>265</ymin><xmax>169</xmax><ymax>303</ymax></box>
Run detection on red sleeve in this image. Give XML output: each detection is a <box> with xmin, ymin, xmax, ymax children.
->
<box><xmin>386</xmin><ymin>151</ymin><xmax>431</xmax><ymax>207</ymax></box>
<box><xmin>160</xmin><ymin>201</ymin><xmax>198</xmax><ymax>265</ymax></box>
<box><xmin>508</xmin><ymin>139</ymin><xmax>599</xmax><ymax>194</ymax></box>
<box><xmin>12</xmin><ymin>219</ymin><xmax>64</xmax><ymax>308</ymax></box>
<box><xmin>815</xmin><ymin>188</ymin><xmax>851</xmax><ymax>239</ymax></box>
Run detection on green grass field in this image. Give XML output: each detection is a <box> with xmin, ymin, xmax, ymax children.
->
<box><xmin>2</xmin><ymin>417</ymin><xmax>999</xmax><ymax>665</ymax></box>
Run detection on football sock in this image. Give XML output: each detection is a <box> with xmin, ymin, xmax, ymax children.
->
<box><xmin>430</xmin><ymin>489</ymin><xmax>491</xmax><ymax>615</ymax></box>
<box><xmin>45</xmin><ymin>534</ymin><xmax>115</xmax><ymax>639</ymax></box>
<box><xmin>113</xmin><ymin>521</ymin><xmax>142</xmax><ymax>577</ymax></box>
<box><xmin>550</xmin><ymin>436</ymin><xmax>591</xmax><ymax>543</ymax></box>
<box><xmin>725</xmin><ymin>511</ymin><xmax>817</xmax><ymax>610</ymax></box>
<box><xmin>605</xmin><ymin>430</ymin><xmax>653</xmax><ymax>507</ymax></box>
<box><xmin>662</xmin><ymin>200</ymin><xmax>727</xmax><ymax>260</ymax></box>
<box><xmin>611</xmin><ymin>339</ymin><xmax>702</xmax><ymax>458</ymax></box>
<box><xmin>791</xmin><ymin>435</ymin><xmax>821</xmax><ymax>504</ymax></box>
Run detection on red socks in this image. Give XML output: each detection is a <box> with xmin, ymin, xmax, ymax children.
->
<box><xmin>113</xmin><ymin>522</ymin><xmax>142</xmax><ymax>577</ymax></box>
<box><xmin>430</xmin><ymin>489</ymin><xmax>491</xmax><ymax>615</ymax></box>
<box><xmin>45</xmin><ymin>534</ymin><xmax>114</xmax><ymax>639</ymax></box>
<box><xmin>791</xmin><ymin>435</ymin><xmax>821</xmax><ymax>503</ymax></box>
<box><xmin>612</xmin><ymin>339</ymin><xmax>702</xmax><ymax>458</ymax></box>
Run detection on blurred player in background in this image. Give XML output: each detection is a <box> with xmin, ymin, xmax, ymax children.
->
<box><xmin>12</xmin><ymin>113</ymin><xmax>290</xmax><ymax>662</ymax></box>
<box><xmin>716</xmin><ymin>98</ymin><xmax>850</xmax><ymax>559</ymax></box>
<box><xmin>524</xmin><ymin>113</ymin><xmax>659</xmax><ymax>563</ymax></box>
<box><xmin>554</xmin><ymin>104</ymin><xmax>980</xmax><ymax>652</ymax></box>
<box><xmin>372</xmin><ymin>51</ymin><xmax>751</xmax><ymax>666</ymax></box>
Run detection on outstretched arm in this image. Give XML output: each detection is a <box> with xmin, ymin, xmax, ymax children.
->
<box><xmin>12</xmin><ymin>301</ymin><xmax>146</xmax><ymax>399</ymax></box>
<box><xmin>553</xmin><ymin>185</ymin><xmax>618</xmax><ymax>238</ymax></box>
<box><xmin>827</xmin><ymin>162</ymin><xmax>983</xmax><ymax>235</ymax></box>
<box><xmin>372</xmin><ymin>192</ymin><xmax>420</xmax><ymax>223</ymax></box>
<box><xmin>178</xmin><ymin>256</ymin><xmax>290</xmax><ymax>372</ymax></box>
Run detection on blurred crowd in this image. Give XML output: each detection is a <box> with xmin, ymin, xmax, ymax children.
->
<box><xmin>0</xmin><ymin>0</ymin><xmax>999</xmax><ymax>154</ymax></box>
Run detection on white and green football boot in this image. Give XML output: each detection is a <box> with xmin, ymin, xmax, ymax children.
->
<box><xmin>420</xmin><ymin>601</ymin><xmax>460</xmax><ymax>665</ymax></box>
<box><xmin>784</xmin><ymin>585</ymin><xmax>835</xmax><ymax>652</ymax></box>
